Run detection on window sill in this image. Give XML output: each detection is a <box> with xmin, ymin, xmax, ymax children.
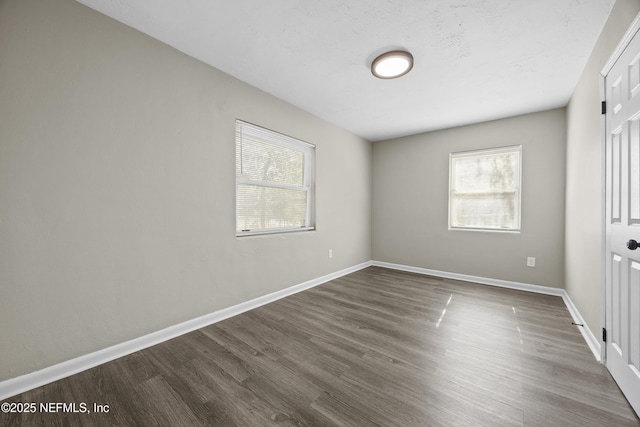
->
<box><xmin>448</xmin><ymin>227</ymin><xmax>520</xmax><ymax>233</ymax></box>
<box><xmin>236</xmin><ymin>227</ymin><xmax>315</xmax><ymax>238</ymax></box>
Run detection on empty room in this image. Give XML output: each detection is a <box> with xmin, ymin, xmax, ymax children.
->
<box><xmin>1</xmin><ymin>0</ymin><xmax>640</xmax><ymax>425</ymax></box>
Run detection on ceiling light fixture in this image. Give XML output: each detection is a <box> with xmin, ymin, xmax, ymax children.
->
<box><xmin>371</xmin><ymin>50</ymin><xmax>414</xmax><ymax>79</ymax></box>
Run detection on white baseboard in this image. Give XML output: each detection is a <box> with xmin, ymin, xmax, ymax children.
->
<box><xmin>1</xmin><ymin>259</ymin><xmax>602</xmax><ymax>401</ymax></box>
<box><xmin>0</xmin><ymin>261</ymin><xmax>372</xmax><ymax>401</ymax></box>
<box><xmin>371</xmin><ymin>260</ymin><xmax>602</xmax><ymax>361</ymax></box>
<box><xmin>372</xmin><ymin>260</ymin><xmax>565</xmax><ymax>296</ymax></box>
<box><xmin>561</xmin><ymin>292</ymin><xmax>602</xmax><ymax>361</ymax></box>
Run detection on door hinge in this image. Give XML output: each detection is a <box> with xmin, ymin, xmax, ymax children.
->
<box><xmin>603</xmin><ymin>327</ymin><xmax>607</xmax><ymax>342</ymax></box>
<box><xmin>601</xmin><ymin>101</ymin><xmax>606</xmax><ymax>115</ymax></box>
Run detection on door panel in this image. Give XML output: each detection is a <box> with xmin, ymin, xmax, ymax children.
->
<box><xmin>605</xmin><ymin>22</ymin><xmax>640</xmax><ymax>417</ymax></box>
<box><xmin>611</xmin><ymin>129</ymin><xmax>622</xmax><ymax>223</ymax></box>
<box><xmin>631</xmin><ymin>118</ymin><xmax>640</xmax><ymax>223</ymax></box>
<box><xmin>631</xmin><ymin>261</ymin><xmax>640</xmax><ymax>369</ymax></box>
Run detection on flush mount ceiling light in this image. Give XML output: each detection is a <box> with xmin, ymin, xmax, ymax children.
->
<box><xmin>371</xmin><ymin>50</ymin><xmax>414</xmax><ymax>79</ymax></box>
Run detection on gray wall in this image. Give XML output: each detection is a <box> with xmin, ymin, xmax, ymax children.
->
<box><xmin>565</xmin><ymin>0</ymin><xmax>640</xmax><ymax>340</ymax></box>
<box><xmin>0</xmin><ymin>0</ymin><xmax>372</xmax><ymax>381</ymax></box>
<box><xmin>372</xmin><ymin>109</ymin><xmax>567</xmax><ymax>288</ymax></box>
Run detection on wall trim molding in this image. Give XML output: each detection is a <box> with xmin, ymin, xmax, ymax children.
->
<box><xmin>371</xmin><ymin>260</ymin><xmax>565</xmax><ymax>295</ymax></box>
<box><xmin>1</xmin><ymin>260</ymin><xmax>602</xmax><ymax>401</ymax></box>
<box><xmin>0</xmin><ymin>261</ymin><xmax>372</xmax><ymax>401</ymax></box>
<box><xmin>560</xmin><ymin>290</ymin><xmax>601</xmax><ymax>361</ymax></box>
<box><xmin>371</xmin><ymin>260</ymin><xmax>602</xmax><ymax>361</ymax></box>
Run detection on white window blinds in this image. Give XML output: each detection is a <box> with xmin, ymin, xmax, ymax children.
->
<box><xmin>235</xmin><ymin>120</ymin><xmax>315</xmax><ymax>235</ymax></box>
<box><xmin>449</xmin><ymin>145</ymin><xmax>522</xmax><ymax>231</ymax></box>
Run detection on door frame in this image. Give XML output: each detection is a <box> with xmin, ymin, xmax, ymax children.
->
<box><xmin>600</xmin><ymin>11</ymin><xmax>640</xmax><ymax>364</ymax></box>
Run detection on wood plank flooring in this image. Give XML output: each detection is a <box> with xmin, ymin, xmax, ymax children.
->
<box><xmin>2</xmin><ymin>266</ymin><xmax>639</xmax><ymax>426</ymax></box>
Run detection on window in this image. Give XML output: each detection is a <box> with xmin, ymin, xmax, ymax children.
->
<box><xmin>235</xmin><ymin>120</ymin><xmax>315</xmax><ymax>236</ymax></box>
<box><xmin>449</xmin><ymin>145</ymin><xmax>522</xmax><ymax>232</ymax></box>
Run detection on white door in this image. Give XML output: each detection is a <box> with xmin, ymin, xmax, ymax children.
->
<box><xmin>604</xmin><ymin>22</ymin><xmax>640</xmax><ymax>417</ymax></box>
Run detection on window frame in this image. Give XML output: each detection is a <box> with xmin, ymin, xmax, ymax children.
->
<box><xmin>235</xmin><ymin>120</ymin><xmax>315</xmax><ymax>237</ymax></box>
<box><xmin>448</xmin><ymin>145</ymin><xmax>522</xmax><ymax>233</ymax></box>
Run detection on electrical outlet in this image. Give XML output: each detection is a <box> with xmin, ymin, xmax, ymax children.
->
<box><xmin>328</xmin><ymin>249</ymin><xmax>333</xmax><ymax>259</ymax></box>
<box><xmin>527</xmin><ymin>257</ymin><xmax>536</xmax><ymax>267</ymax></box>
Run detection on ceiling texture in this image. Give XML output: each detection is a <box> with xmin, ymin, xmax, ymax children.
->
<box><xmin>77</xmin><ymin>0</ymin><xmax>616</xmax><ymax>142</ymax></box>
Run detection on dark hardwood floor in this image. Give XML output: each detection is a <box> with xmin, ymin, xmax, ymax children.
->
<box><xmin>2</xmin><ymin>266</ymin><xmax>639</xmax><ymax>426</ymax></box>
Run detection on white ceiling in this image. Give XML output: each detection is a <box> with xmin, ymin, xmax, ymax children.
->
<box><xmin>77</xmin><ymin>0</ymin><xmax>616</xmax><ymax>142</ymax></box>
